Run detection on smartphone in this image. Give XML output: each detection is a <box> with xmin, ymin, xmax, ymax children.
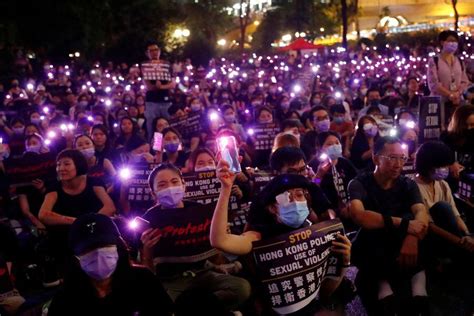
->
<box><xmin>152</xmin><ymin>132</ymin><xmax>163</xmax><ymax>151</ymax></box>
<box><xmin>217</xmin><ymin>136</ymin><xmax>241</xmax><ymax>173</ymax></box>
<box><xmin>130</xmin><ymin>217</ymin><xmax>151</xmax><ymax>234</ymax></box>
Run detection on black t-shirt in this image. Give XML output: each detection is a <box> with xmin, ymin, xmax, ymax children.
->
<box><xmin>309</xmin><ymin>157</ymin><xmax>358</xmax><ymax>209</ymax></box>
<box><xmin>16</xmin><ymin>185</ymin><xmax>44</xmax><ymax>218</ymax></box>
<box><xmin>162</xmin><ymin>150</ymin><xmax>190</xmax><ymax>169</ymax></box>
<box><xmin>48</xmin><ymin>266</ymin><xmax>173</xmax><ymax>316</ymax></box>
<box><xmin>347</xmin><ymin>172</ymin><xmax>423</xmax><ymax>267</ymax></box>
<box><xmin>47</xmin><ymin>177</ymin><xmax>105</xmax><ymax>218</ymax></box>
<box><xmin>143</xmin><ymin>60</ymin><xmax>172</xmax><ymax>103</ymax></box>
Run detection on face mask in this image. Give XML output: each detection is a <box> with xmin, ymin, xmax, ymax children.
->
<box><xmin>156</xmin><ymin>186</ymin><xmax>185</xmax><ymax>208</ymax></box>
<box><xmin>224</xmin><ymin>114</ymin><xmax>235</xmax><ymax>123</ymax></box>
<box><xmin>252</xmin><ymin>101</ymin><xmax>262</xmax><ymax>107</ymax></box>
<box><xmin>326</xmin><ymin>144</ymin><xmax>342</xmax><ymax>160</ymax></box>
<box><xmin>80</xmin><ymin>148</ymin><xmax>95</xmax><ymax>159</ymax></box>
<box><xmin>123</xmin><ymin>97</ymin><xmax>132</xmax><ymax>104</ymax></box>
<box><xmin>260</xmin><ymin>118</ymin><xmax>272</xmax><ymax>124</ymax></box>
<box><xmin>278</xmin><ymin>201</ymin><xmax>309</xmax><ymax>228</ymax></box>
<box><xmin>432</xmin><ymin>167</ymin><xmax>449</xmax><ymax>180</ymax></box>
<box><xmin>78</xmin><ymin>246</ymin><xmax>119</xmax><ymax>281</ymax></box>
<box><xmin>398</xmin><ymin>118</ymin><xmax>408</xmax><ymax>127</ymax></box>
<box><xmin>333</xmin><ymin>117</ymin><xmax>345</xmax><ymax>124</ymax></box>
<box><xmin>311</xmin><ymin>99</ymin><xmax>321</xmax><ymax>106</ymax></box>
<box><xmin>442</xmin><ymin>42</ymin><xmax>458</xmax><ymax>54</ymax></box>
<box><xmin>31</xmin><ymin>118</ymin><xmax>41</xmax><ymax>125</ymax></box>
<box><xmin>13</xmin><ymin>127</ymin><xmax>25</xmax><ymax>135</ymax></box>
<box><xmin>280</xmin><ymin>102</ymin><xmax>290</xmax><ymax>110</ymax></box>
<box><xmin>363</xmin><ymin>123</ymin><xmax>378</xmax><ymax>137</ymax></box>
<box><xmin>195</xmin><ymin>166</ymin><xmax>216</xmax><ymax>172</ymax></box>
<box><xmin>315</xmin><ymin>119</ymin><xmax>330</xmax><ymax>132</ymax></box>
<box><xmin>360</xmin><ymin>88</ymin><xmax>368</xmax><ymax>96</ymax></box>
<box><xmin>164</xmin><ymin>142</ymin><xmax>179</xmax><ymax>153</ymax></box>
<box><xmin>369</xmin><ymin>99</ymin><xmax>380</xmax><ymax>107</ymax></box>
<box><xmin>79</xmin><ymin>101</ymin><xmax>88</xmax><ymax>107</ymax></box>
<box><xmin>191</xmin><ymin>103</ymin><xmax>201</xmax><ymax>112</ymax></box>
<box><xmin>136</xmin><ymin>100</ymin><xmax>145</xmax><ymax>106</ymax></box>
<box><xmin>26</xmin><ymin>144</ymin><xmax>41</xmax><ymax>154</ymax></box>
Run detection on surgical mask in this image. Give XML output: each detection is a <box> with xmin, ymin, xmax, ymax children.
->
<box><xmin>363</xmin><ymin>123</ymin><xmax>378</xmax><ymax>137</ymax></box>
<box><xmin>369</xmin><ymin>99</ymin><xmax>380</xmax><ymax>107</ymax></box>
<box><xmin>164</xmin><ymin>142</ymin><xmax>180</xmax><ymax>153</ymax></box>
<box><xmin>442</xmin><ymin>42</ymin><xmax>458</xmax><ymax>54</ymax></box>
<box><xmin>260</xmin><ymin>118</ymin><xmax>272</xmax><ymax>124</ymax></box>
<box><xmin>156</xmin><ymin>186</ymin><xmax>185</xmax><ymax>208</ymax></box>
<box><xmin>13</xmin><ymin>127</ymin><xmax>25</xmax><ymax>134</ymax></box>
<box><xmin>280</xmin><ymin>102</ymin><xmax>290</xmax><ymax>110</ymax></box>
<box><xmin>252</xmin><ymin>101</ymin><xmax>262</xmax><ymax>107</ymax></box>
<box><xmin>398</xmin><ymin>118</ymin><xmax>408</xmax><ymax>127</ymax></box>
<box><xmin>360</xmin><ymin>88</ymin><xmax>368</xmax><ymax>96</ymax></box>
<box><xmin>315</xmin><ymin>119</ymin><xmax>330</xmax><ymax>132</ymax></box>
<box><xmin>78</xmin><ymin>246</ymin><xmax>119</xmax><ymax>281</ymax></box>
<box><xmin>224</xmin><ymin>114</ymin><xmax>235</xmax><ymax>123</ymax></box>
<box><xmin>26</xmin><ymin>144</ymin><xmax>42</xmax><ymax>154</ymax></box>
<box><xmin>333</xmin><ymin>117</ymin><xmax>345</xmax><ymax>124</ymax></box>
<box><xmin>80</xmin><ymin>148</ymin><xmax>95</xmax><ymax>159</ymax></box>
<box><xmin>278</xmin><ymin>200</ymin><xmax>309</xmax><ymax>228</ymax></box>
<box><xmin>326</xmin><ymin>144</ymin><xmax>342</xmax><ymax>160</ymax></box>
<box><xmin>191</xmin><ymin>103</ymin><xmax>201</xmax><ymax>112</ymax></box>
<box><xmin>78</xmin><ymin>101</ymin><xmax>88</xmax><ymax>107</ymax></box>
<box><xmin>195</xmin><ymin>166</ymin><xmax>216</xmax><ymax>172</ymax></box>
<box><xmin>31</xmin><ymin>118</ymin><xmax>41</xmax><ymax>125</ymax></box>
<box><xmin>432</xmin><ymin>167</ymin><xmax>449</xmax><ymax>180</ymax></box>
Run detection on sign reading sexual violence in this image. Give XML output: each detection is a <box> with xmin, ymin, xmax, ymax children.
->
<box><xmin>418</xmin><ymin>96</ymin><xmax>441</xmax><ymax>144</ymax></box>
<box><xmin>183</xmin><ymin>171</ymin><xmax>250</xmax><ymax>234</ymax></box>
<box><xmin>251</xmin><ymin>123</ymin><xmax>281</xmax><ymax>150</ymax></box>
<box><xmin>252</xmin><ymin>219</ymin><xmax>345</xmax><ymax>315</ymax></box>
<box><xmin>144</xmin><ymin>203</ymin><xmax>218</xmax><ymax>264</ymax></box>
<box><xmin>4</xmin><ymin>152</ymin><xmax>56</xmax><ymax>187</ymax></box>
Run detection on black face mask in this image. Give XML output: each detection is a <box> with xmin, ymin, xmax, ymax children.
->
<box><xmin>370</xmin><ymin>99</ymin><xmax>380</xmax><ymax>107</ymax></box>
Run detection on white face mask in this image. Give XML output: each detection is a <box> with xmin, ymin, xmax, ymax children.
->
<box><xmin>195</xmin><ymin>166</ymin><xmax>216</xmax><ymax>172</ymax></box>
<box><xmin>80</xmin><ymin>148</ymin><xmax>95</xmax><ymax>159</ymax></box>
<box><xmin>78</xmin><ymin>246</ymin><xmax>119</xmax><ymax>280</ymax></box>
<box><xmin>155</xmin><ymin>186</ymin><xmax>185</xmax><ymax>208</ymax></box>
<box><xmin>26</xmin><ymin>144</ymin><xmax>42</xmax><ymax>154</ymax></box>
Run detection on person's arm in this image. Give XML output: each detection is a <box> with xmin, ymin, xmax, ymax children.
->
<box><xmin>93</xmin><ymin>186</ymin><xmax>116</xmax><ymax>216</ymax></box>
<box><xmin>38</xmin><ymin>192</ymin><xmax>76</xmax><ymax>225</ymax></box>
<box><xmin>18</xmin><ymin>194</ymin><xmax>46</xmax><ymax>229</ymax></box>
<box><xmin>210</xmin><ymin>160</ymin><xmax>261</xmax><ymax>256</ymax></box>
<box><xmin>349</xmin><ymin>199</ymin><xmax>402</xmax><ymax>229</ymax></box>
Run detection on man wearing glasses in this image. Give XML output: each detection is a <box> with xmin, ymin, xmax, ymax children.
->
<box><xmin>348</xmin><ymin>136</ymin><xmax>430</xmax><ymax>315</ymax></box>
<box><xmin>143</xmin><ymin>43</ymin><xmax>175</xmax><ymax>139</ymax></box>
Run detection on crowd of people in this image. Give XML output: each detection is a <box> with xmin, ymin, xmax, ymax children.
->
<box><xmin>0</xmin><ymin>29</ymin><xmax>473</xmax><ymax>315</ymax></box>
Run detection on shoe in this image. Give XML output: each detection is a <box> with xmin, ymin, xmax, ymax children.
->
<box><xmin>378</xmin><ymin>294</ymin><xmax>399</xmax><ymax>316</ymax></box>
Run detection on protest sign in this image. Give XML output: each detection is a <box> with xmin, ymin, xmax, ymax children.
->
<box><xmin>126</xmin><ymin>162</ymin><xmax>159</xmax><ymax>212</ymax></box>
<box><xmin>143</xmin><ymin>203</ymin><xmax>218</xmax><ymax>264</ymax></box>
<box><xmin>252</xmin><ymin>219</ymin><xmax>344</xmax><ymax>314</ymax></box>
<box><xmin>401</xmin><ymin>160</ymin><xmax>416</xmax><ymax>180</ymax></box>
<box><xmin>418</xmin><ymin>96</ymin><xmax>441</xmax><ymax>144</ymax></box>
<box><xmin>169</xmin><ymin>112</ymin><xmax>203</xmax><ymax>139</ymax></box>
<box><xmin>183</xmin><ymin>171</ymin><xmax>250</xmax><ymax>233</ymax></box>
<box><xmin>252</xmin><ymin>169</ymin><xmax>275</xmax><ymax>193</ymax></box>
<box><xmin>251</xmin><ymin>123</ymin><xmax>281</xmax><ymax>150</ymax></box>
<box><xmin>140</xmin><ymin>62</ymin><xmax>172</xmax><ymax>82</ymax></box>
<box><xmin>4</xmin><ymin>152</ymin><xmax>56</xmax><ymax>187</ymax></box>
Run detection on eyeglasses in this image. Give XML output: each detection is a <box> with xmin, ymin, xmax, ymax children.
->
<box><xmin>286</xmin><ymin>165</ymin><xmax>310</xmax><ymax>175</ymax></box>
<box><xmin>379</xmin><ymin>155</ymin><xmax>408</xmax><ymax>164</ymax></box>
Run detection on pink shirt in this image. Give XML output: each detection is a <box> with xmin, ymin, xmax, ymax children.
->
<box><xmin>427</xmin><ymin>55</ymin><xmax>469</xmax><ymax>96</ymax></box>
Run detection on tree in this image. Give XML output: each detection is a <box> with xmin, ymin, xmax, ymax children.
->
<box><xmin>341</xmin><ymin>0</ymin><xmax>348</xmax><ymax>48</ymax></box>
<box><xmin>451</xmin><ymin>0</ymin><xmax>459</xmax><ymax>31</ymax></box>
<box><xmin>239</xmin><ymin>0</ymin><xmax>251</xmax><ymax>55</ymax></box>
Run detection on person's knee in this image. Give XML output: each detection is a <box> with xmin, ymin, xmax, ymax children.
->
<box><xmin>430</xmin><ymin>201</ymin><xmax>458</xmax><ymax>231</ymax></box>
<box><xmin>230</xmin><ymin>276</ymin><xmax>251</xmax><ymax>305</ymax></box>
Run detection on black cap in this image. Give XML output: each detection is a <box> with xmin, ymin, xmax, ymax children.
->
<box><xmin>69</xmin><ymin>213</ymin><xmax>121</xmax><ymax>256</ymax></box>
<box><xmin>261</xmin><ymin>174</ymin><xmax>312</xmax><ymax>206</ymax></box>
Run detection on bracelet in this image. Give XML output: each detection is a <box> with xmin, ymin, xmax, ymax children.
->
<box><xmin>399</xmin><ymin>218</ymin><xmax>409</xmax><ymax>236</ymax></box>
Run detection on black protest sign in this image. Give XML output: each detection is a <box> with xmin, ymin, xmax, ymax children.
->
<box><xmin>140</xmin><ymin>62</ymin><xmax>171</xmax><ymax>82</ymax></box>
<box><xmin>183</xmin><ymin>171</ymin><xmax>221</xmax><ymax>204</ymax></box>
<box><xmin>252</xmin><ymin>219</ymin><xmax>344</xmax><ymax>315</ymax></box>
<box><xmin>4</xmin><ymin>152</ymin><xmax>56</xmax><ymax>187</ymax></box>
<box><xmin>126</xmin><ymin>162</ymin><xmax>159</xmax><ymax>211</ymax></box>
<box><xmin>169</xmin><ymin>112</ymin><xmax>203</xmax><ymax>139</ymax></box>
<box><xmin>183</xmin><ymin>171</ymin><xmax>250</xmax><ymax>234</ymax></box>
<box><xmin>252</xmin><ymin>169</ymin><xmax>275</xmax><ymax>193</ymax></box>
<box><xmin>251</xmin><ymin>123</ymin><xmax>280</xmax><ymax>150</ymax></box>
<box><xmin>144</xmin><ymin>203</ymin><xmax>218</xmax><ymax>264</ymax></box>
<box><xmin>418</xmin><ymin>96</ymin><xmax>441</xmax><ymax>144</ymax></box>
<box><xmin>402</xmin><ymin>160</ymin><xmax>416</xmax><ymax>180</ymax></box>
